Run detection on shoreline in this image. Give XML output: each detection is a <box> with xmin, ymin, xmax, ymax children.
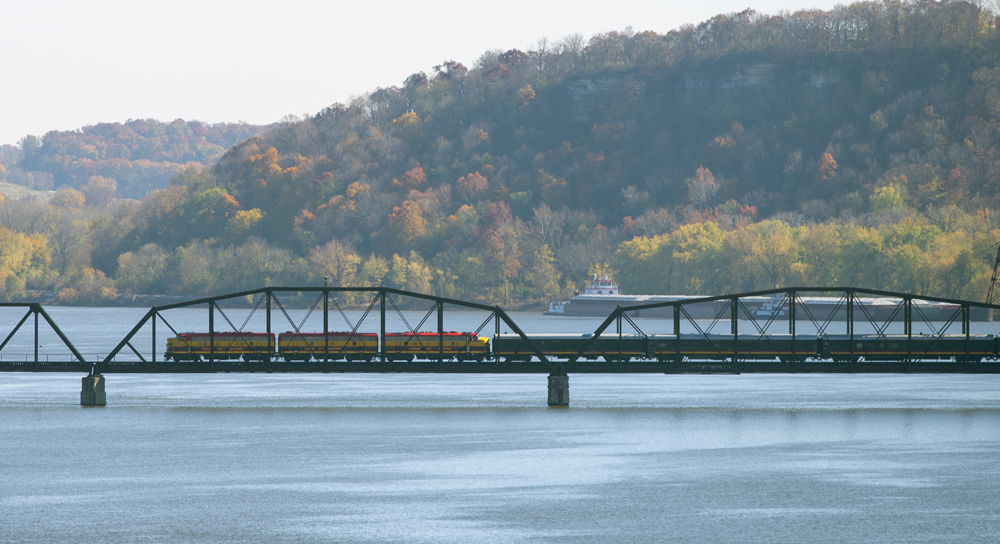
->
<box><xmin>16</xmin><ymin>291</ymin><xmax>548</xmax><ymax>311</ymax></box>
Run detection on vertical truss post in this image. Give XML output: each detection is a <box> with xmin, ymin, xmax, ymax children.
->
<box><xmin>905</xmin><ymin>297</ymin><xmax>912</xmax><ymax>362</ymax></box>
<box><xmin>266</xmin><ymin>291</ymin><xmax>272</xmax><ymax>363</ymax></box>
<box><xmin>963</xmin><ymin>303</ymin><xmax>970</xmax><ymax>360</ymax></box>
<box><xmin>380</xmin><ymin>291</ymin><xmax>386</xmax><ymax>361</ymax></box>
<box><xmin>209</xmin><ymin>301</ymin><xmax>215</xmax><ymax>367</ymax></box>
<box><xmin>437</xmin><ymin>301</ymin><xmax>443</xmax><ymax>362</ymax></box>
<box><xmin>33</xmin><ymin>308</ymin><xmax>38</xmax><ymax>366</ymax></box>
<box><xmin>730</xmin><ymin>298</ymin><xmax>737</xmax><ymax>335</ymax></box>
<box><xmin>731</xmin><ymin>297</ymin><xmax>738</xmax><ymax>364</ymax></box>
<box><xmin>904</xmin><ymin>297</ymin><xmax>911</xmax><ymax>336</ymax></box>
<box><xmin>847</xmin><ymin>292</ymin><xmax>854</xmax><ymax>336</ymax></box>
<box><xmin>789</xmin><ymin>292</ymin><xmax>796</xmax><ymax>336</ymax></box>
<box><xmin>673</xmin><ymin>304</ymin><xmax>680</xmax><ymax>363</ymax></box>
<box><xmin>323</xmin><ymin>288</ymin><xmax>329</xmax><ymax>366</ymax></box>
<box><xmin>848</xmin><ymin>291</ymin><xmax>854</xmax><ymax>361</ymax></box>
<box><xmin>152</xmin><ymin>308</ymin><xmax>157</xmax><ymax>365</ymax></box>
<box><xmin>790</xmin><ymin>291</ymin><xmax>796</xmax><ymax>340</ymax></box>
<box><xmin>617</xmin><ymin>309</ymin><xmax>622</xmax><ymax>358</ymax></box>
<box><xmin>789</xmin><ymin>291</ymin><xmax>797</xmax><ymax>366</ymax></box>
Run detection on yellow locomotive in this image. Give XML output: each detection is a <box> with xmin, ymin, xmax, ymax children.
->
<box><xmin>278</xmin><ymin>332</ymin><xmax>378</xmax><ymax>362</ymax></box>
<box><xmin>165</xmin><ymin>332</ymin><xmax>274</xmax><ymax>362</ymax></box>
<box><xmin>384</xmin><ymin>331</ymin><xmax>490</xmax><ymax>362</ymax></box>
<box><xmin>164</xmin><ymin>330</ymin><xmax>490</xmax><ymax>363</ymax></box>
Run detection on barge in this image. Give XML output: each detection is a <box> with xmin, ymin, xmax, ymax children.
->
<box><xmin>548</xmin><ymin>275</ymin><xmax>979</xmax><ymax>321</ymax></box>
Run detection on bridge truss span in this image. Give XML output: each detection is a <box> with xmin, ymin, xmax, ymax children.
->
<box><xmin>2</xmin><ymin>286</ymin><xmax>1000</xmax><ymax>376</ymax></box>
<box><xmin>96</xmin><ymin>286</ymin><xmax>552</xmax><ymax>374</ymax></box>
<box><xmin>569</xmin><ymin>287</ymin><xmax>1000</xmax><ymax>374</ymax></box>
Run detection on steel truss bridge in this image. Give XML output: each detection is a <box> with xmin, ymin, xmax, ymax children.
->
<box><xmin>0</xmin><ymin>286</ymin><xmax>998</xmax><ymax>376</ymax></box>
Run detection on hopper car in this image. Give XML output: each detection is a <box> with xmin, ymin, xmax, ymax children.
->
<box><xmin>493</xmin><ymin>333</ymin><xmax>998</xmax><ymax>363</ymax></box>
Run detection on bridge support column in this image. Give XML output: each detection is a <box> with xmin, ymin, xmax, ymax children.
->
<box><xmin>547</xmin><ymin>373</ymin><xmax>569</xmax><ymax>406</ymax></box>
<box><xmin>81</xmin><ymin>374</ymin><xmax>106</xmax><ymax>406</ymax></box>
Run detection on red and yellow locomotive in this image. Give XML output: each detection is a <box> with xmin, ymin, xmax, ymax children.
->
<box><xmin>164</xmin><ymin>330</ymin><xmax>490</xmax><ymax>362</ymax></box>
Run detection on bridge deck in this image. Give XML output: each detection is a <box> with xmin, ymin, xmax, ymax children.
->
<box><xmin>4</xmin><ymin>358</ymin><xmax>1000</xmax><ymax>374</ymax></box>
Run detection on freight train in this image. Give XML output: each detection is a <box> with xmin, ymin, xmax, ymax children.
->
<box><xmin>164</xmin><ymin>331</ymin><xmax>999</xmax><ymax>364</ymax></box>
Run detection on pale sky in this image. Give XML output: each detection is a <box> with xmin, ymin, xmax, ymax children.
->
<box><xmin>1</xmin><ymin>0</ymin><xmax>840</xmax><ymax>147</ymax></box>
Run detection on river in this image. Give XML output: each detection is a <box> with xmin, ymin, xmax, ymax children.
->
<box><xmin>2</xmin><ymin>308</ymin><xmax>999</xmax><ymax>542</ymax></box>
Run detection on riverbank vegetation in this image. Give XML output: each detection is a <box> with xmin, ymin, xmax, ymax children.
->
<box><xmin>2</xmin><ymin>0</ymin><xmax>1000</xmax><ymax>306</ymax></box>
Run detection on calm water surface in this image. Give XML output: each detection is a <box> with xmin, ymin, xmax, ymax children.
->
<box><xmin>2</xmin><ymin>373</ymin><xmax>1000</xmax><ymax>542</ymax></box>
<box><xmin>2</xmin><ymin>308</ymin><xmax>1000</xmax><ymax>542</ymax></box>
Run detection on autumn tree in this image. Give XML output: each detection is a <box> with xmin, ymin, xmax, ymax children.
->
<box><xmin>388</xmin><ymin>200</ymin><xmax>428</xmax><ymax>249</ymax></box>
<box><xmin>391</xmin><ymin>165</ymin><xmax>427</xmax><ymax>191</ymax></box>
<box><xmin>47</xmin><ymin>209</ymin><xmax>91</xmax><ymax>276</ymax></box>
<box><xmin>116</xmin><ymin>243</ymin><xmax>168</xmax><ymax>294</ymax></box>
<box><xmin>527</xmin><ymin>244</ymin><xmax>561</xmax><ymax>301</ymax></box>
<box><xmin>357</xmin><ymin>254</ymin><xmax>389</xmax><ymax>286</ymax></box>
<box><xmin>51</xmin><ymin>188</ymin><xmax>86</xmax><ymax>209</ymax></box>
<box><xmin>687</xmin><ymin>166</ymin><xmax>718</xmax><ymax>208</ymax></box>
<box><xmin>456</xmin><ymin>171</ymin><xmax>488</xmax><ymax>202</ymax></box>
<box><xmin>725</xmin><ymin>220</ymin><xmax>798</xmax><ymax>290</ymax></box>
<box><xmin>0</xmin><ymin>227</ymin><xmax>47</xmax><ymax>300</ymax></box>
<box><xmin>81</xmin><ymin>176</ymin><xmax>118</xmax><ymax>208</ymax></box>
<box><xmin>309</xmin><ymin>238</ymin><xmax>361</xmax><ymax>287</ymax></box>
<box><xmin>225</xmin><ymin>208</ymin><xmax>265</xmax><ymax>241</ymax></box>
<box><xmin>482</xmin><ymin>202</ymin><xmax>520</xmax><ymax>304</ymax></box>
<box><xmin>816</xmin><ymin>153</ymin><xmax>837</xmax><ymax>184</ymax></box>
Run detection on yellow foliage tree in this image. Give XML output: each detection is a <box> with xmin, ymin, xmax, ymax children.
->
<box><xmin>816</xmin><ymin>152</ymin><xmax>837</xmax><ymax>183</ymax></box>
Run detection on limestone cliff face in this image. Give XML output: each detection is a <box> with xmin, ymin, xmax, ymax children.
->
<box><xmin>543</xmin><ymin>61</ymin><xmax>844</xmax><ymax>139</ymax></box>
<box><xmin>564</xmin><ymin>77</ymin><xmax>626</xmax><ymax>121</ymax></box>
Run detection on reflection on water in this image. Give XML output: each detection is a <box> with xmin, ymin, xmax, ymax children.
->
<box><xmin>1</xmin><ymin>373</ymin><xmax>999</xmax><ymax>542</ymax></box>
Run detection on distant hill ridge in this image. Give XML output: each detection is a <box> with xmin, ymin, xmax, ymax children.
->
<box><xmin>0</xmin><ymin>119</ymin><xmax>276</xmax><ymax>198</ymax></box>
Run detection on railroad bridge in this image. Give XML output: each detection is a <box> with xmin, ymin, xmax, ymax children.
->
<box><xmin>2</xmin><ymin>286</ymin><xmax>999</xmax><ymax>406</ymax></box>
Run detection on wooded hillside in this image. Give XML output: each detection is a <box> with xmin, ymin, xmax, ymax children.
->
<box><xmin>1</xmin><ymin>0</ymin><xmax>999</xmax><ymax>306</ymax></box>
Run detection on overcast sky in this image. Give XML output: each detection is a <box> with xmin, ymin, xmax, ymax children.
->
<box><xmin>1</xmin><ymin>0</ymin><xmax>840</xmax><ymax>146</ymax></box>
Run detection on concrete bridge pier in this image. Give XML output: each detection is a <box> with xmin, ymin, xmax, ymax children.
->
<box><xmin>81</xmin><ymin>374</ymin><xmax>106</xmax><ymax>406</ymax></box>
<box><xmin>547</xmin><ymin>373</ymin><xmax>569</xmax><ymax>406</ymax></box>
